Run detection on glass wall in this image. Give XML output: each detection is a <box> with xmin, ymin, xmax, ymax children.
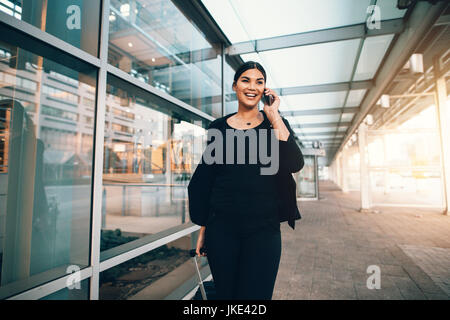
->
<box><xmin>107</xmin><ymin>0</ymin><xmax>222</xmax><ymax>118</ymax></box>
<box><xmin>0</xmin><ymin>0</ymin><xmax>230</xmax><ymax>300</ymax></box>
<box><xmin>99</xmin><ymin>234</ymin><xmax>198</xmax><ymax>300</ymax></box>
<box><xmin>100</xmin><ymin>75</ymin><xmax>208</xmax><ymax>258</ymax></box>
<box><xmin>40</xmin><ymin>279</ymin><xmax>89</xmax><ymax>300</ymax></box>
<box><xmin>224</xmin><ymin>59</ymin><xmax>237</xmax><ymax>115</ymax></box>
<box><xmin>0</xmin><ymin>40</ymin><xmax>96</xmax><ymax>299</ymax></box>
<box><xmin>296</xmin><ymin>155</ymin><xmax>317</xmax><ymax>199</ymax></box>
<box><xmin>0</xmin><ymin>0</ymin><xmax>101</xmax><ymax>57</ymax></box>
<box><xmin>367</xmin><ymin>111</ymin><xmax>443</xmax><ymax>207</ymax></box>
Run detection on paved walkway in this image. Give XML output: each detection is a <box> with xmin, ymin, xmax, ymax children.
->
<box><xmin>272</xmin><ymin>180</ymin><xmax>450</xmax><ymax>300</ymax></box>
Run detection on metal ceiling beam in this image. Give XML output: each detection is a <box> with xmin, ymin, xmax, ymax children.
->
<box><xmin>332</xmin><ymin>1</ymin><xmax>448</xmax><ymax>164</ymax></box>
<box><xmin>192</xmin><ymin>80</ymin><xmax>372</xmax><ymax>104</ymax></box>
<box><xmin>172</xmin><ymin>0</ymin><xmax>243</xmax><ymax>70</ymax></box>
<box><xmin>292</xmin><ymin>122</ymin><xmax>351</xmax><ymax>129</ymax></box>
<box><xmin>226</xmin><ymin>19</ymin><xmax>404</xmax><ymax>56</ymax></box>
<box><xmin>435</xmin><ymin>14</ymin><xmax>450</xmax><ymax>26</ymax></box>
<box><xmin>294</xmin><ymin>130</ymin><xmax>346</xmax><ymax>135</ymax></box>
<box><xmin>281</xmin><ymin>107</ymin><xmax>359</xmax><ymax>117</ymax></box>
<box><xmin>275</xmin><ymin>80</ymin><xmax>372</xmax><ymax>96</ymax></box>
<box><xmin>302</xmin><ymin>139</ymin><xmax>343</xmax><ymax>143</ymax></box>
<box><xmin>297</xmin><ymin>133</ymin><xmax>345</xmax><ymax>138</ymax></box>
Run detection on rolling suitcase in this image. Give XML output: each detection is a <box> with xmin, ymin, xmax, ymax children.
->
<box><xmin>189</xmin><ymin>248</ymin><xmax>217</xmax><ymax>300</ymax></box>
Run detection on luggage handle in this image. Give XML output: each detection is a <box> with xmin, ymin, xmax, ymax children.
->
<box><xmin>189</xmin><ymin>248</ymin><xmax>208</xmax><ymax>300</ymax></box>
<box><xmin>189</xmin><ymin>247</ymin><xmax>207</xmax><ymax>257</ymax></box>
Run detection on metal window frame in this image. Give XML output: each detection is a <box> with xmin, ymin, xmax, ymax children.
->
<box><xmin>0</xmin><ymin>11</ymin><xmax>101</xmax><ymax>68</ymax></box>
<box><xmin>226</xmin><ymin>19</ymin><xmax>404</xmax><ymax>56</ymax></box>
<box><xmin>1</xmin><ymin>0</ymin><xmax>221</xmax><ymax>300</ymax></box>
<box><xmin>7</xmin><ymin>267</ymin><xmax>93</xmax><ymax>300</ymax></box>
<box><xmin>99</xmin><ymin>224</ymin><xmax>200</xmax><ymax>273</ymax></box>
<box><xmin>89</xmin><ymin>0</ymin><xmax>110</xmax><ymax>300</ymax></box>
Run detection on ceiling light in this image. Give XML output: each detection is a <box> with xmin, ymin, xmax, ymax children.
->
<box><xmin>365</xmin><ymin>114</ymin><xmax>374</xmax><ymax>125</ymax></box>
<box><xmin>120</xmin><ymin>4</ymin><xmax>130</xmax><ymax>16</ymax></box>
<box><xmin>409</xmin><ymin>53</ymin><xmax>424</xmax><ymax>74</ymax></box>
<box><xmin>152</xmin><ymin>58</ymin><xmax>156</xmax><ymax>62</ymax></box>
<box><xmin>128</xmin><ymin>42</ymin><xmax>133</xmax><ymax>47</ymax></box>
<box><xmin>380</xmin><ymin>94</ymin><xmax>390</xmax><ymax>108</ymax></box>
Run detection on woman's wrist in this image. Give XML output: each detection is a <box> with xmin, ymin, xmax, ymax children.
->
<box><xmin>271</xmin><ymin>116</ymin><xmax>283</xmax><ymax>126</ymax></box>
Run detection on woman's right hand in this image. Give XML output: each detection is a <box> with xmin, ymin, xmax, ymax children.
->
<box><xmin>196</xmin><ymin>226</ymin><xmax>207</xmax><ymax>256</ymax></box>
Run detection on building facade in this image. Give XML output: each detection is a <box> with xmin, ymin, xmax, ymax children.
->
<box><xmin>0</xmin><ymin>0</ymin><xmax>238</xmax><ymax>300</ymax></box>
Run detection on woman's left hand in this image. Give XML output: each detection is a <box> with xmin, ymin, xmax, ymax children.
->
<box><xmin>262</xmin><ymin>88</ymin><xmax>281</xmax><ymax>123</ymax></box>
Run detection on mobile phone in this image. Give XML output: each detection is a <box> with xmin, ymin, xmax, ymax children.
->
<box><xmin>262</xmin><ymin>89</ymin><xmax>274</xmax><ymax>106</ymax></box>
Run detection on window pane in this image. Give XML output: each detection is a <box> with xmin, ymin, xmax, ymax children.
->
<box><xmin>0</xmin><ymin>40</ymin><xmax>96</xmax><ymax>299</ymax></box>
<box><xmin>243</xmin><ymin>39</ymin><xmax>360</xmax><ymax>88</ymax></box>
<box><xmin>354</xmin><ymin>34</ymin><xmax>394</xmax><ymax>81</ymax></box>
<box><xmin>295</xmin><ymin>155</ymin><xmax>317</xmax><ymax>198</ymax></box>
<box><xmin>108</xmin><ymin>0</ymin><xmax>222</xmax><ymax>118</ymax></box>
<box><xmin>282</xmin><ymin>91</ymin><xmax>348</xmax><ymax>111</ymax></box>
<box><xmin>346</xmin><ymin>89</ymin><xmax>367</xmax><ymax>107</ymax></box>
<box><xmin>224</xmin><ymin>61</ymin><xmax>237</xmax><ymax>115</ymax></box>
<box><xmin>341</xmin><ymin>112</ymin><xmax>355</xmax><ymax>122</ymax></box>
<box><xmin>40</xmin><ymin>279</ymin><xmax>89</xmax><ymax>300</ymax></box>
<box><xmin>100</xmin><ymin>234</ymin><xmax>198</xmax><ymax>300</ymax></box>
<box><xmin>302</xmin><ymin>134</ymin><xmax>344</xmax><ymax>140</ymax></box>
<box><xmin>291</xmin><ymin>114</ymin><xmax>341</xmax><ymax>124</ymax></box>
<box><xmin>202</xmin><ymin>0</ymin><xmax>373</xmax><ymax>43</ymax></box>
<box><xmin>0</xmin><ymin>0</ymin><xmax>100</xmax><ymax>57</ymax></box>
<box><xmin>101</xmin><ymin>75</ymin><xmax>207</xmax><ymax>256</ymax></box>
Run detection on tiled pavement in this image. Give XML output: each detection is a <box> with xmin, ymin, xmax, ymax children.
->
<box><xmin>399</xmin><ymin>245</ymin><xmax>450</xmax><ymax>297</ymax></box>
<box><xmin>272</xmin><ymin>181</ymin><xmax>450</xmax><ymax>300</ymax></box>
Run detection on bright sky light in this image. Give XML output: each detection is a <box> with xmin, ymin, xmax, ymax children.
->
<box><xmin>201</xmin><ymin>0</ymin><xmax>407</xmax><ymax>152</ymax></box>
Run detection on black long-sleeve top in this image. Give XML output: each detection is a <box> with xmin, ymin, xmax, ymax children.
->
<box><xmin>188</xmin><ymin>109</ymin><xmax>304</xmax><ymax>230</ymax></box>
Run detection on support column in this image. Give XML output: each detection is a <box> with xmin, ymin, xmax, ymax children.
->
<box><xmin>433</xmin><ymin>57</ymin><xmax>449</xmax><ymax>215</ymax></box>
<box><xmin>358</xmin><ymin>123</ymin><xmax>370</xmax><ymax>212</ymax></box>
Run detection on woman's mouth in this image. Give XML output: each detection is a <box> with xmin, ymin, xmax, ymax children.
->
<box><xmin>244</xmin><ymin>93</ymin><xmax>257</xmax><ymax>99</ymax></box>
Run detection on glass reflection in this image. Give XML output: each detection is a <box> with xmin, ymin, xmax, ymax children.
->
<box><xmin>364</xmin><ymin>105</ymin><xmax>443</xmax><ymax>207</ymax></box>
<box><xmin>108</xmin><ymin>0</ymin><xmax>222</xmax><ymax>118</ymax></box>
<box><xmin>296</xmin><ymin>155</ymin><xmax>317</xmax><ymax>198</ymax></box>
<box><xmin>101</xmin><ymin>76</ymin><xmax>207</xmax><ymax>256</ymax></box>
<box><xmin>99</xmin><ymin>234</ymin><xmax>195</xmax><ymax>300</ymax></box>
<box><xmin>0</xmin><ymin>0</ymin><xmax>100</xmax><ymax>57</ymax></box>
<box><xmin>40</xmin><ymin>279</ymin><xmax>89</xmax><ymax>300</ymax></box>
<box><xmin>367</xmin><ymin>130</ymin><xmax>443</xmax><ymax>207</ymax></box>
<box><xmin>0</xmin><ymin>40</ymin><xmax>96</xmax><ymax>298</ymax></box>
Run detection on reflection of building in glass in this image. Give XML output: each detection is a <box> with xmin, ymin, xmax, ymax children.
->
<box><xmin>0</xmin><ymin>0</ymin><xmax>448</xmax><ymax>302</ymax></box>
<box><xmin>0</xmin><ymin>42</ymin><xmax>95</xmax><ymax>300</ymax></box>
<box><xmin>0</xmin><ymin>50</ymin><xmax>95</xmax><ymax>183</ymax></box>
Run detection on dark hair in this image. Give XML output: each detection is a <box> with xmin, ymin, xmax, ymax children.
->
<box><xmin>233</xmin><ymin>61</ymin><xmax>267</xmax><ymax>85</ymax></box>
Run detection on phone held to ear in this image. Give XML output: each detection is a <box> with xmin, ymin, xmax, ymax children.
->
<box><xmin>262</xmin><ymin>89</ymin><xmax>274</xmax><ymax>106</ymax></box>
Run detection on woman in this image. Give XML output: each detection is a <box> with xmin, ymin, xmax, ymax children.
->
<box><xmin>188</xmin><ymin>61</ymin><xmax>304</xmax><ymax>300</ymax></box>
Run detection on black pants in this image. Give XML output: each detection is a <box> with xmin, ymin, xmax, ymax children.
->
<box><xmin>204</xmin><ymin>212</ymin><xmax>282</xmax><ymax>300</ymax></box>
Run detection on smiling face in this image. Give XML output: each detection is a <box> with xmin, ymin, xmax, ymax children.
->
<box><xmin>232</xmin><ymin>68</ymin><xmax>265</xmax><ymax>109</ymax></box>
